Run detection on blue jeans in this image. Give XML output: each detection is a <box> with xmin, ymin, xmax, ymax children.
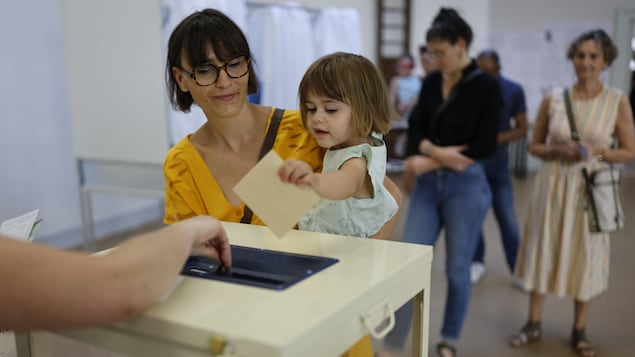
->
<box><xmin>384</xmin><ymin>164</ymin><xmax>491</xmax><ymax>348</ymax></box>
<box><xmin>473</xmin><ymin>147</ymin><xmax>520</xmax><ymax>273</ymax></box>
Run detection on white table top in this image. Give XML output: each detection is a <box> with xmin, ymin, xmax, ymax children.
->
<box><xmin>62</xmin><ymin>222</ymin><xmax>433</xmax><ymax>357</ymax></box>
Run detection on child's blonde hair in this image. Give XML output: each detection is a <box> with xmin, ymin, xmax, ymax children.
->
<box><xmin>298</xmin><ymin>52</ymin><xmax>395</xmax><ymax>137</ymax></box>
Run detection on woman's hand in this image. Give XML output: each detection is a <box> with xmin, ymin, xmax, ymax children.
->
<box><xmin>175</xmin><ymin>216</ymin><xmax>232</xmax><ymax>270</ymax></box>
<box><xmin>419</xmin><ymin>140</ymin><xmax>472</xmax><ymax>171</ymax></box>
<box><xmin>577</xmin><ymin>141</ymin><xmax>593</xmax><ymax>161</ymax></box>
<box><xmin>548</xmin><ymin>141</ymin><xmax>589</xmax><ymax>162</ymax></box>
<box><xmin>432</xmin><ymin>146</ymin><xmax>473</xmax><ymax>171</ymax></box>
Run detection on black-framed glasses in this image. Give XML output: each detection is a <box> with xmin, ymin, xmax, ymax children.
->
<box><xmin>179</xmin><ymin>56</ymin><xmax>250</xmax><ymax>86</ymax></box>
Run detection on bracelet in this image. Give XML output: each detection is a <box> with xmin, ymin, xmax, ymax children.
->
<box><xmin>595</xmin><ymin>149</ymin><xmax>607</xmax><ymax>162</ymax></box>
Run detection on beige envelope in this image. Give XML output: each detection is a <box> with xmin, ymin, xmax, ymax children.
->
<box><xmin>233</xmin><ymin>150</ymin><xmax>321</xmax><ymax>238</ymax></box>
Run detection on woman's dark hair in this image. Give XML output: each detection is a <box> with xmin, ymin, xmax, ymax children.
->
<box><xmin>426</xmin><ymin>8</ymin><xmax>473</xmax><ymax>48</ymax></box>
<box><xmin>477</xmin><ymin>49</ymin><xmax>500</xmax><ymax>67</ymax></box>
<box><xmin>399</xmin><ymin>53</ymin><xmax>415</xmax><ymax>65</ymax></box>
<box><xmin>566</xmin><ymin>29</ymin><xmax>618</xmax><ymax>66</ymax></box>
<box><xmin>166</xmin><ymin>9</ymin><xmax>258</xmax><ymax>112</ymax></box>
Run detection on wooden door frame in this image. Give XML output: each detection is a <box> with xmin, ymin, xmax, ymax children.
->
<box><xmin>612</xmin><ymin>8</ymin><xmax>635</xmax><ymax>93</ymax></box>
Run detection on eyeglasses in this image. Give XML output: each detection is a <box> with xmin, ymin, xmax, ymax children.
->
<box><xmin>421</xmin><ymin>52</ymin><xmax>437</xmax><ymax>61</ymax></box>
<box><xmin>179</xmin><ymin>56</ymin><xmax>250</xmax><ymax>86</ymax></box>
<box><xmin>428</xmin><ymin>50</ymin><xmax>445</xmax><ymax>59</ymax></box>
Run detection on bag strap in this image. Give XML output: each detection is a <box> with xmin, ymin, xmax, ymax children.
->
<box><xmin>570</xmin><ymin>86</ymin><xmax>623</xmax><ymax>231</ymax></box>
<box><xmin>609</xmin><ymin>167</ymin><xmax>622</xmax><ymax>228</ymax></box>
<box><xmin>581</xmin><ymin>168</ymin><xmax>601</xmax><ymax>232</ymax></box>
<box><xmin>240</xmin><ymin>108</ymin><xmax>284</xmax><ymax>224</ymax></box>
<box><xmin>429</xmin><ymin>68</ymin><xmax>482</xmax><ymax>133</ymax></box>
<box><xmin>566</xmin><ymin>89</ymin><xmax>599</xmax><ymax>228</ymax></box>
<box><xmin>563</xmin><ymin>88</ymin><xmax>580</xmax><ymax>142</ymax></box>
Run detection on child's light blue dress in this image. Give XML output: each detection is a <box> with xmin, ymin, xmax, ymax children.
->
<box><xmin>298</xmin><ymin>135</ymin><xmax>398</xmax><ymax>238</ymax></box>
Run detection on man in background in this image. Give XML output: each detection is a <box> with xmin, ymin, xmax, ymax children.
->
<box><xmin>471</xmin><ymin>49</ymin><xmax>527</xmax><ymax>284</ymax></box>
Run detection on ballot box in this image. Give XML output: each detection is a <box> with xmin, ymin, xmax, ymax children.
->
<box><xmin>16</xmin><ymin>222</ymin><xmax>433</xmax><ymax>357</ymax></box>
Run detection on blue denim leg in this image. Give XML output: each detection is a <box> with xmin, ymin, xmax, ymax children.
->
<box><xmin>440</xmin><ymin>165</ymin><xmax>491</xmax><ymax>339</ymax></box>
<box><xmin>383</xmin><ymin>165</ymin><xmax>491</xmax><ymax>347</ymax></box>
<box><xmin>481</xmin><ymin>149</ymin><xmax>520</xmax><ymax>273</ymax></box>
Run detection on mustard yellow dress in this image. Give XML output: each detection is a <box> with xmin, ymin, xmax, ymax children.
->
<box><xmin>163</xmin><ymin>107</ymin><xmax>373</xmax><ymax>356</ymax></box>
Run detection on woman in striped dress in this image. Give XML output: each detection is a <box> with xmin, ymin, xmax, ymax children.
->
<box><xmin>510</xmin><ymin>29</ymin><xmax>635</xmax><ymax>356</ymax></box>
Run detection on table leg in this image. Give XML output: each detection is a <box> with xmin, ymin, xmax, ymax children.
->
<box><xmin>79</xmin><ymin>187</ymin><xmax>97</xmax><ymax>252</ymax></box>
<box><xmin>411</xmin><ymin>288</ymin><xmax>430</xmax><ymax>356</ymax></box>
<box><xmin>15</xmin><ymin>332</ymin><xmax>32</xmax><ymax>357</ymax></box>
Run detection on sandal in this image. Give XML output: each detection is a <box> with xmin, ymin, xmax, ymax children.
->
<box><xmin>571</xmin><ymin>328</ymin><xmax>596</xmax><ymax>357</ymax></box>
<box><xmin>509</xmin><ymin>321</ymin><xmax>541</xmax><ymax>348</ymax></box>
<box><xmin>436</xmin><ymin>341</ymin><xmax>456</xmax><ymax>357</ymax></box>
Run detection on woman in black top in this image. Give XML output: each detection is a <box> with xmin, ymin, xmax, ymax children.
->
<box><xmin>380</xmin><ymin>8</ymin><xmax>501</xmax><ymax>357</ymax></box>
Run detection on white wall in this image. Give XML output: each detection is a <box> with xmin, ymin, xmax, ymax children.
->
<box><xmin>490</xmin><ymin>0</ymin><xmax>635</xmax><ymax>95</ymax></box>
<box><xmin>0</xmin><ymin>0</ymin><xmax>77</xmax><ymax>236</ymax></box>
<box><xmin>489</xmin><ymin>0</ymin><xmax>634</xmax><ymax>33</ymax></box>
<box><xmin>60</xmin><ymin>0</ymin><xmax>170</xmax><ymax>164</ymax></box>
<box><xmin>0</xmin><ymin>0</ymin><xmax>161</xmax><ymax>247</ymax></box>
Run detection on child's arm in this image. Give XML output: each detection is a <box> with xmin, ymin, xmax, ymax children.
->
<box><xmin>279</xmin><ymin>158</ymin><xmax>369</xmax><ymax>200</ymax></box>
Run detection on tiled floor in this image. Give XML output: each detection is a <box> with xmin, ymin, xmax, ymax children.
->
<box><xmin>374</xmin><ymin>170</ymin><xmax>635</xmax><ymax>357</ymax></box>
<box><xmin>3</xmin><ymin>171</ymin><xmax>634</xmax><ymax>356</ymax></box>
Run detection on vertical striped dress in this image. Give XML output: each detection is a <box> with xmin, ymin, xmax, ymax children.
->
<box><xmin>515</xmin><ymin>86</ymin><xmax>622</xmax><ymax>301</ymax></box>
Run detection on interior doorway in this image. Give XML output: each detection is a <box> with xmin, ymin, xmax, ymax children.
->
<box><xmin>613</xmin><ymin>8</ymin><xmax>635</xmax><ymax>174</ymax></box>
<box><xmin>612</xmin><ymin>8</ymin><xmax>635</xmax><ymax>95</ymax></box>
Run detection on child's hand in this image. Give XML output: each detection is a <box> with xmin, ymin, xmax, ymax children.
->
<box><xmin>278</xmin><ymin>159</ymin><xmax>315</xmax><ymax>187</ymax></box>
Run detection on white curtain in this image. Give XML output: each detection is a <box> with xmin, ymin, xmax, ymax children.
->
<box><xmin>313</xmin><ymin>7</ymin><xmax>362</xmax><ymax>57</ymax></box>
<box><xmin>247</xmin><ymin>4</ymin><xmax>315</xmax><ymax>110</ymax></box>
<box><xmin>162</xmin><ymin>0</ymin><xmax>247</xmax><ymax>145</ymax></box>
<box><xmin>247</xmin><ymin>5</ymin><xmax>363</xmax><ymax>110</ymax></box>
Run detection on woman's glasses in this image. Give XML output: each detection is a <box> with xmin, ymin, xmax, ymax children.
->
<box><xmin>179</xmin><ymin>56</ymin><xmax>250</xmax><ymax>86</ymax></box>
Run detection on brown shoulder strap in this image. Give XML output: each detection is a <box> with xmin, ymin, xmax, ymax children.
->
<box><xmin>241</xmin><ymin>108</ymin><xmax>284</xmax><ymax>224</ymax></box>
<box><xmin>563</xmin><ymin>89</ymin><xmax>580</xmax><ymax>142</ymax></box>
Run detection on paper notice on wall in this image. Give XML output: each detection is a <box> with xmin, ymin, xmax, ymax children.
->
<box><xmin>0</xmin><ymin>209</ymin><xmax>41</xmax><ymax>242</ymax></box>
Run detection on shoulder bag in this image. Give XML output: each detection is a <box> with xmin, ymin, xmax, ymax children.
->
<box><xmin>563</xmin><ymin>89</ymin><xmax>624</xmax><ymax>233</ymax></box>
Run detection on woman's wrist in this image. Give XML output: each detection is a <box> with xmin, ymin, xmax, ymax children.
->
<box><xmin>594</xmin><ymin>148</ymin><xmax>607</xmax><ymax>162</ymax></box>
<box><xmin>170</xmin><ymin>220</ymin><xmax>198</xmax><ymax>245</ymax></box>
<box><xmin>419</xmin><ymin>140</ymin><xmax>435</xmax><ymax>157</ymax></box>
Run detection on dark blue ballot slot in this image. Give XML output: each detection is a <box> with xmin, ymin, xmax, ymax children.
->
<box><xmin>181</xmin><ymin>245</ymin><xmax>339</xmax><ymax>290</ymax></box>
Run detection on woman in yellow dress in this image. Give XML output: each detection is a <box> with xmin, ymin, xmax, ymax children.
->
<box><xmin>163</xmin><ymin>9</ymin><xmax>402</xmax><ymax>357</ymax></box>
